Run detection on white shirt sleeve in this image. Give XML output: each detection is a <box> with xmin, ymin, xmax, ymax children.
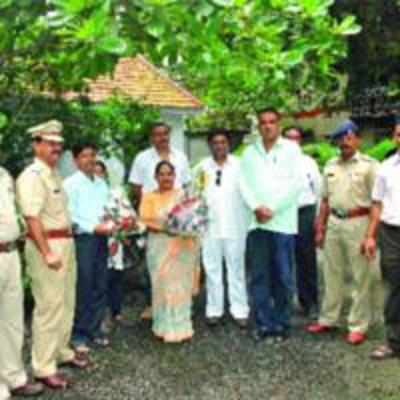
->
<box><xmin>372</xmin><ymin>168</ymin><xmax>386</xmax><ymax>202</ymax></box>
<box><xmin>180</xmin><ymin>153</ymin><xmax>192</xmax><ymax>186</ymax></box>
<box><xmin>128</xmin><ymin>154</ymin><xmax>143</xmax><ymax>186</ymax></box>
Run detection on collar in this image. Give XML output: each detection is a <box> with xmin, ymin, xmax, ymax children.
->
<box><xmin>255</xmin><ymin>135</ymin><xmax>284</xmax><ymax>154</ymax></box>
<box><xmin>210</xmin><ymin>154</ymin><xmax>234</xmax><ymax>169</ymax></box>
<box><xmin>34</xmin><ymin>158</ymin><xmax>54</xmax><ymax>176</ymax></box>
<box><xmin>76</xmin><ymin>170</ymin><xmax>102</xmax><ymax>185</ymax></box>
<box><xmin>150</xmin><ymin>146</ymin><xmax>177</xmax><ymax>159</ymax></box>
<box><xmin>338</xmin><ymin>151</ymin><xmax>361</xmax><ymax>164</ymax></box>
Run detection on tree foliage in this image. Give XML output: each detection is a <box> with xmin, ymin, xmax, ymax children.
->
<box><xmin>1</xmin><ymin>0</ymin><xmax>360</xmax><ymax>110</ymax></box>
<box><xmin>0</xmin><ymin>0</ymin><xmax>361</xmax><ymax>165</ymax></box>
<box><xmin>118</xmin><ymin>0</ymin><xmax>360</xmax><ymax>113</ymax></box>
<box><xmin>0</xmin><ymin>0</ymin><xmax>127</xmax><ymax>94</ymax></box>
<box><xmin>333</xmin><ymin>1</ymin><xmax>400</xmax><ymax>101</ymax></box>
<box><xmin>0</xmin><ymin>96</ymin><xmax>159</xmax><ymax>176</ymax></box>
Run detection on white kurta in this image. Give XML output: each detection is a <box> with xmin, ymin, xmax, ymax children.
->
<box><xmin>197</xmin><ymin>155</ymin><xmax>249</xmax><ymax>319</ymax></box>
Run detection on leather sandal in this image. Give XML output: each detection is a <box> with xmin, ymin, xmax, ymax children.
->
<box><xmin>370</xmin><ymin>345</ymin><xmax>399</xmax><ymax>360</ymax></box>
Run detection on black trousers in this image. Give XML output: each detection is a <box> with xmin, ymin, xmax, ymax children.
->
<box><xmin>379</xmin><ymin>222</ymin><xmax>400</xmax><ymax>353</ymax></box>
<box><xmin>72</xmin><ymin>234</ymin><xmax>109</xmax><ymax>345</ymax></box>
<box><xmin>295</xmin><ymin>205</ymin><xmax>318</xmax><ymax>312</ymax></box>
<box><xmin>108</xmin><ymin>269</ymin><xmax>123</xmax><ymax>317</ymax></box>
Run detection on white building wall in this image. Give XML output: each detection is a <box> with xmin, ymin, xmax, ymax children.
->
<box><xmin>160</xmin><ymin>109</ymin><xmax>186</xmax><ymax>153</ymax></box>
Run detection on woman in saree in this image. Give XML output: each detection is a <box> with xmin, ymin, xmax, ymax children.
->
<box><xmin>139</xmin><ymin>160</ymin><xmax>199</xmax><ymax>343</ymax></box>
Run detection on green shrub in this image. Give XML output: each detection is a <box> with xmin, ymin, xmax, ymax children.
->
<box><xmin>365</xmin><ymin>139</ymin><xmax>397</xmax><ymax>161</ymax></box>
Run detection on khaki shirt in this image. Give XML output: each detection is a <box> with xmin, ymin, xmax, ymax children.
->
<box><xmin>16</xmin><ymin>158</ymin><xmax>72</xmax><ymax>231</ymax></box>
<box><xmin>0</xmin><ymin>167</ymin><xmax>21</xmax><ymax>242</ymax></box>
<box><xmin>321</xmin><ymin>152</ymin><xmax>379</xmax><ymax>210</ymax></box>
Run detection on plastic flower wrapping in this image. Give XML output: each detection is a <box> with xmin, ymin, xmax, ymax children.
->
<box><xmin>103</xmin><ymin>187</ymin><xmax>146</xmax><ymax>243</ymax></box>
<box><xmin>164</xmin><ymin>169</ymin><xmax>209</xmax><ymax>238</ymax></box>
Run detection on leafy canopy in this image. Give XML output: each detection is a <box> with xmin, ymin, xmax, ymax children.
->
<box><xmin>1</xmin><ymin>0</ymin><xmax>360</xmax><ymax>111</ymax></box>
<box><xmin>118</xmin><ymin>0</ymin><xmax>360</xmax><ymax>113</ymax></box>
<box><xmin>0</xmin><ymin>0</ymin><xmax>361</xmax><ymax>166</ymax></box>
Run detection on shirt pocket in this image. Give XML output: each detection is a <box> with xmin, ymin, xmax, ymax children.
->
<box><xmin>47</xmin><ymin>185</ymin><xmax>66</xmax><ymax>215</ymax></box>
<box><xmin>326</xmin><ymin>173</ymin><xmax>338</xmax><ymax>195</ymax></box>
<box><xmin>351</xmin><ymin>170</ymin><xmax>365</xmax><ymax>185</ymax></box>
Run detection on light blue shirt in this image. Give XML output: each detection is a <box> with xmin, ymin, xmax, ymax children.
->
<box><xmin>63</xmin><ymin>170</ymin><xmax>109</xmax><ymax>234</ymax></box>
<box><xmin>239</xmin><ymin>136</ymin><xmax>303</xmax><ymax>235</ymax></box>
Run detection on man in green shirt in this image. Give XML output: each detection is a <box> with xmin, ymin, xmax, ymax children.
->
<box><xmin>240</xmin><ymin>108</ymin><xmax>302</xmax><ymax>341</ymax></box>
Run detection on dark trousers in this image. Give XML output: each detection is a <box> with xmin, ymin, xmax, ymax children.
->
<box><xmin>108</xmin><ymin>269</ymin><xmax>123</xmax><ymax>317</ymax></box>
<box><xmin>295</xmin><ymin>205</ymin><xmax>318</xmax><ymax>312</ymax></box>
<box><xmin>143</xmin><ymin>265</ymin><xmax>152</xmax><ymax>305</ymax></box>
<box><xmin>379</xmin><ymin>222</ymin><xmax>400</xmax><ymax>353</ymax></box>
<box><xmin>73</xmin><ymin>234</ymin><xmax>109</xmax><ymax>345</ymax></box>
<box><xmin>247</xmin><ymin>229</ymin><xmax>295</xmax><ymax>332</ymax></box>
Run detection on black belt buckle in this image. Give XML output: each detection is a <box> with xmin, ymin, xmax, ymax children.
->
<box><xmin>333</xmin><ymin>208</ymin><xmax>348</xmax><ymax>219</ymax></box>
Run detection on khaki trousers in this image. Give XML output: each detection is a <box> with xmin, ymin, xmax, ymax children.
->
<box><xmin>25</xmin><ymin>238</ymin><xmax>76</xmax><ymax>378</ymax></box>
<box><xmin>319</xmin><ymin>216</ymin><xmax>375</xmax><ymax>333</ymax></box>
<box><xmin>0</xmin><ymin>251</ymin><xmax>27</xmax><ymax>400</ymax></box>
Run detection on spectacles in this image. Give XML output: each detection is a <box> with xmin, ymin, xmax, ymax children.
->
<box><xmin>216</xmin><ymin>170</ymin><xmax>222</xmax><ymax>186</ymax></box>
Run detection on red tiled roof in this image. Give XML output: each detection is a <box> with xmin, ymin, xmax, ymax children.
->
<box><xmin>63</xmin><ymin>55</ymin><xmax>203</xmax><ymax>109</ymax></box>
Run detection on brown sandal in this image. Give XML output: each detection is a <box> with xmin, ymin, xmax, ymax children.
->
<box><xmin>370</xmin><ymin>345</ymin><xmax>398</xmax><ymax>360</ymax></box>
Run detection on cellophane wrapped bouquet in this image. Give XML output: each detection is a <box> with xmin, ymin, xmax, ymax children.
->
<box><xmin>164</xmin><ymin>170</ymin><xmax>209</xmax><ymax>238</ymax></box>
<box><xmin>103</xmin><ymin>187</ymin><xmax>146</xmax><ymax>251</ymax></box>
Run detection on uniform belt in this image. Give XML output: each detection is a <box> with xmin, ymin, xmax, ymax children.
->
<box><xmin>0</xmin><ymin>241</ymin><xmax>18</xmax><ymax>253</ymax></box>
<box><xmin>27</xmin><ymin>228</ymin><xmax>73</xmax><ymax>241</ymax></box>
<box><xmin>331</xmin><ymin>207</ymin><xmax>370</xmax><ymax>220</ymax></box>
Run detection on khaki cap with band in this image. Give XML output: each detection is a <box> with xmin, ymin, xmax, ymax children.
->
<box><xmin>27</xmin><ymin>119</ymin><xmax>64</xmax><ymax>143</ymax></box>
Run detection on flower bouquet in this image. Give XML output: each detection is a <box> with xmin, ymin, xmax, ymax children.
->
<box><xmin>164</xmin><ymin>170</ymin><xmax>209</xmax><ymax>238</ymax></box>
<box><xmin>103</xmin><ymin>187</ymin><xmax>146</xmax><ymax>255</ymax></box>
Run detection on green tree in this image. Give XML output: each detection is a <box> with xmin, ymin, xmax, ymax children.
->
<box><xmin>0</xmin><ymin>0</ymin><xmax>127</xmax><ymax>94</ymax></box>
<box><xmin>118</xmin><ymin>0</ymin><xmax>360</xmax><ymax>114</ymax></box>
<box><xmin>1</xmin><ymin>0</ymin><xmax>360</xmax><ymax>111</ymax></box>
<box><xmin>1</xmin><ymin>0</ymin><xmax>361</xmax><ymax>158</ymax></box>
<box><xmin>333</xmin><ymin>0</ymin><xmax>400</xmax><ymax>100</ymax></box>
<box><xmin>0</xmin><ymin>95</ymin><xmax>159</xmax><ymax>176</ymax></box>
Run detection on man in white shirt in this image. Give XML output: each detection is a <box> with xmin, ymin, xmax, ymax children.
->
<box><xmin>197</xmin><ymin>129</ymin><xmax>249</xmax><ymax>328</ymax></box>
<box><xmin>128</xmin><ymin>122</ymin><xmax>191</xmax><ymax>319</ymax></box>
<box><xmin>284</xmin><ymin>127</ymin><xmax>321</xmax><ymax>318</ymax></box>
<box><xmin>363</xmin><ymin>120</ymin><xmax>400</xmax><ymax>360</ymax></box>
<box><xmin>129</xmin><ymin>122</ymin><xmax>191</xmax><ymax>203</ymax></box>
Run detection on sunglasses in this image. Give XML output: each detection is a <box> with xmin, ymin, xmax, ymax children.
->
<box><xmin>216</xmin><ymin>170</ymin><xmax>222</xmax><ymax>186</ymax></box>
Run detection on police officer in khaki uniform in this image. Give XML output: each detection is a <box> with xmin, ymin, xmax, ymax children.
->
<box><xmin>307</xmin><ymin>120</ymin><xmax>379</xmax><ymax>345</ymax></box>
<box><xmin>16</xmin><ymin>120</ymin><xmax>88</xmax><ymax>390</ymax></box>
<box><xmin>0</xmin><ymin>167</ymin><xmax>43</xmax><ymax>399</ymax></box>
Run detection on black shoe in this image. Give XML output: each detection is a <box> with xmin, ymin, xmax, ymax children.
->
<box><xmin>252</xmin><ymin>327</ymin><xmax>289</xmax><ymax>343</ymax></box>
<box><xmin>251</xmin><ymin>328</ymin><xmax>277</xmax><ymax>342</ymax></box>
<box><xmin>300</xmin><ymin>304</ymin><xmax>319</xmax><ymax>320</ymax></box>
<box><xmin>308</xmin><ymin>305</ymin><xmax>319</xmax><ymax>321</ymax></box>
<box><xmin>252</xmin><ymin>329</ymin><xmax>268</xmax><ymax>342</ymax></box>
<box><xmin>233</xmin><ymin>318</ymin><xmax>249</xmax><ymax>330</ymax></box>
<box><xmin>206</xmin><ymin>317</ymin><xmax>222</xmax><ymax>327</ymax></box>
<box><xmin>274</xmin><ymin>329</ymin><xmax>290</xmax><ymax>343</ymax></box>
